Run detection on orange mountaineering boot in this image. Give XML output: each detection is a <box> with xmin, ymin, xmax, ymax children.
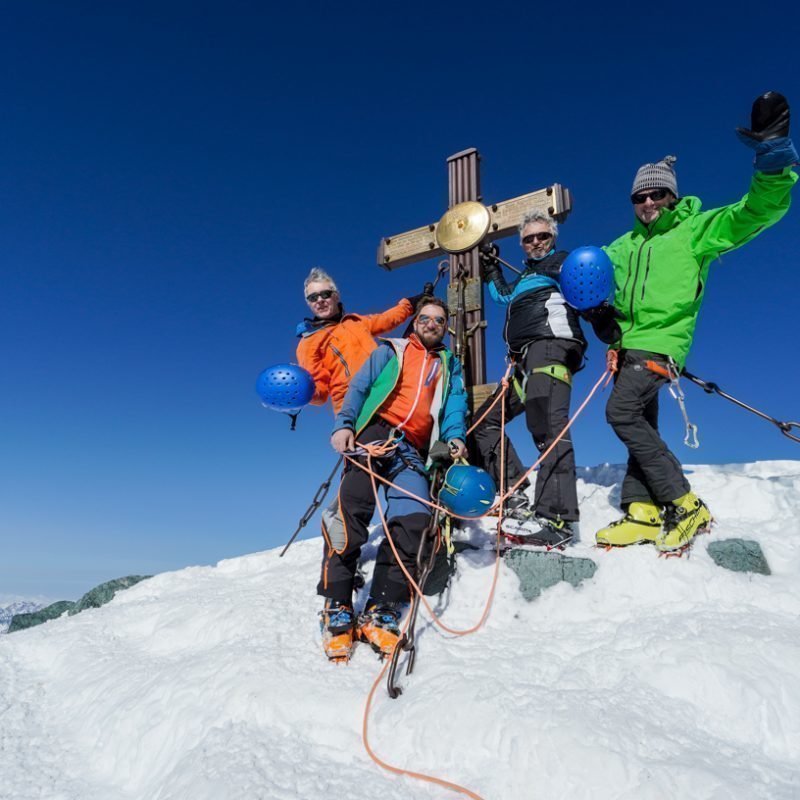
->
<box><xmin>319</xmin><ymin>599</ymin><xmax>355</xmax><ymax>663</ymax></box>
<box><xmin>357</xmin><ymin>601</ymin><xmax>403</xmax><ymax>657</ymax></box>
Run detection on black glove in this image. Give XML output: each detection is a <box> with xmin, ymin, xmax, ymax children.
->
<box><xmin>428</xmin><ymin>440</ymin><xmax>453</xmax><ymax>465</ymax></box>
<box><xmin>406</xmin><ymin>281</ymin><xmax>437</xmax><ymax>311</ymax></box>
<box><xmin>580</xmin><ymin>302</ymin><xmax>623</xmax><ymax>345</ymax></box>
<box><xmin>736</xmin><ymin>91</ymin><xmax>796</xmax><ymax>172</ymax></box>
<box><xmin>478</xmin><ymin>242</ymin><xmax>501</xmax><ymax>282</ymax></box>
<box><xmin>737</xmin><ymin>91</ymin><xmax>790</xmax><ymax>142</ymax></box>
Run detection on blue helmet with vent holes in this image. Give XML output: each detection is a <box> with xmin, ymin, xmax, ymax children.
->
<box><xmin>560</xmin><ymin>246</ymin><xmax>614</xmax><ymax>310</ymax></box>
<box><xmin>256</xmin><ymin>364</ymin><xmax>315</xmax><ymax>414</ymax></box>
<box><xmin>439</xmin><ymin>464</ymin><xmax>496</xmax><ymax>518</ymax></box>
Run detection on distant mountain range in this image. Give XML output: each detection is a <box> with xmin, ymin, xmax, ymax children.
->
<box><xmin>0</xmin><ymin>602</ymin><xmax>44</xmax><ymax>633</ymax></box>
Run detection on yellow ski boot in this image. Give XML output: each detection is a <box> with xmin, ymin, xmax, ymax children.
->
<box><xmin>656</xmin><ymin>492</ymin><xmax>712</xmax><ymax>553</ymax></box>
<box><xmin>595</xmin><ymin>502</ymin><xmax>662</xmax><ymax>547</ymax></box>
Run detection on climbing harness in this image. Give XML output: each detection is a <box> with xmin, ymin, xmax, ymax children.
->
<box><xmin>531</xmin><ymin>362</ymin><xmax>573</xmax><ymax>386</ymax></box>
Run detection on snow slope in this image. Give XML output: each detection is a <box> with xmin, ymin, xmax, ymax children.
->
<box><xmin>1</xmin><ymin>462</ymin><xmax>799</xmax><ymax>800</ymax></box>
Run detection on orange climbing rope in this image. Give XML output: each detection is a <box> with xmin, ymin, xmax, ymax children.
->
<box><xmin>348</xmin><ymin>368</ymin><xmax>612</xmax><ymax>521</ymax></box>
<box><xmin>358</xmin><ymin>367</ymin><xmax>611</xmax><ymax>798</ymax></box>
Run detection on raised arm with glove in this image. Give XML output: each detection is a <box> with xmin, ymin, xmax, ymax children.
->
<box><xmin>736</xmin><ymin>90</ymin><xmax>797</xmax><ymax>173</ymax></box>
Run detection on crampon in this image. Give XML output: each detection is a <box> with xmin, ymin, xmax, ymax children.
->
<box><xmin>498</xmin><ymin>533</ymin><xmax>573</xmax><ymax>553</ymax></box>
<box><xmin>499</xmin><ymin>516</ymin><xmax>574</xmax><ymax>552</ymax></box>
<box><xmin>657</xmin><ymin>520</ymin><xmax>714</xmax><ymax>559</ymax></box>
<box><xmin>595</xmin><ymin>520</ymin><xmax>713</xmax><ymax>558</ymax></box>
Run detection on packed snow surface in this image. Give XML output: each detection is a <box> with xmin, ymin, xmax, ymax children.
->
<box><xmin>1</xmin><ymin>462</ymin><xmax>799</xmax><ymax>800</ymax></box>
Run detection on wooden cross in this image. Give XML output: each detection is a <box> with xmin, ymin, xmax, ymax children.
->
<box><xmin>377</xmin><ymin>147</ymin><xmax>572</xmax><ymax>402</ymax></box>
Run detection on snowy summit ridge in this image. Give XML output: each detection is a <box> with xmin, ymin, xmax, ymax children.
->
<box><xmin>1</xmin><ymin>461</ymin><xmax>799</xmax><ymax>800</ymax></box>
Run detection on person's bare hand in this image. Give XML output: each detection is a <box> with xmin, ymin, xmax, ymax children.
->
<box><xmin>448</xmin><ymin>439</ymin><xmax>468</xmax><ymax>460</ymax></box>
<box><xmin>331</xmin><ymin>428</ymin><xmax>355</xmax><ymax>454</ymax></box>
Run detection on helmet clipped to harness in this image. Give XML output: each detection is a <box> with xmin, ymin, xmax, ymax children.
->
<box><xmin>559</xmin><ymin>246</ymin><xmax>614</xmax><ymax>311</ymax></box>
<box><xmin>439</xmin><ymin>464</ymin><xmax>496</xmax><ymax>518</ymax></box>
<box><xmin>256</xmin><ymin>364</ymin><xmax>315</xmax><ymax>429</ymax></box>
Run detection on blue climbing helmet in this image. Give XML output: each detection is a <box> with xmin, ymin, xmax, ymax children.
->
<box><xmin>439</xmin><ymin>464</ymin><xmax>496</xmax><ymax>518</ymax></box>
<box><xmin>559</xmin><ymin>246</ymin><xmax>614</xmax><ymax>310</ymax></box>
<box><xmin>255</xmin><ymin>363</ymin><xmax>315</xmax><ymax>413</ymax></box>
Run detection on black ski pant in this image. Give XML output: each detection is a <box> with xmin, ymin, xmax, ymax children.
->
<box><xmin>605</xmin><ymin>349</ymin><xmax>690</xmax><ymax>507</ymax></box>
<box><xmin>471</xmin><ymin>339</ymin><xmax>582</xmax><ymax>522</ymax></box>
<box><xmin>468</xmin><ymin>390</ymin><xmax>530</xmax><ymax>493</ymax></box>
<box><xmin>317</xmin><ymin>421</ymin><xmax>431</xmax><ymax>606</ymax></box>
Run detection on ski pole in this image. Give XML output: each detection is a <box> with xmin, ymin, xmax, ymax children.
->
<box><xmin>682</xmin><ymin>370</ymin><xmax>800</xmax><ymax>444</ymax></box>
<box><xmin>279</xmin><ymin>456</ymin><xmax>343</xmax><ymax>557</ymax></box>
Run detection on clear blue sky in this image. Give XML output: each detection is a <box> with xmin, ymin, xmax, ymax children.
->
<box><xmin>2</xmin><ymin>2</ymin><xmax>798</xmax><ymax>600</ymax></box>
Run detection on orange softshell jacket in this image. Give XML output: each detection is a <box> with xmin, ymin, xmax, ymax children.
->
<box><xmin>295</xmin><ymin>299</ymin><xmax>413</xmax><ymax>415</ymax></box>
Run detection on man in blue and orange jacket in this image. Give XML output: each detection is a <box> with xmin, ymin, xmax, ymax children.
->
<box><xmin>318</xmin><ymin>297</ymin><xmax>468</xmax><ymax>661</ymax></box>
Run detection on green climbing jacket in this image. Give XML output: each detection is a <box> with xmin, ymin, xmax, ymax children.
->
<box><xmin>605</xmin><ymin>168</ymin><xmax>797</xmax><ymax>369</ymax></box>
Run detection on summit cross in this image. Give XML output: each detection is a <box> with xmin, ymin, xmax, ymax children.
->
<box><xmin>376</xmin><ymin>147</ymin><xmax>572</xmax><ymax>400</ymax></box>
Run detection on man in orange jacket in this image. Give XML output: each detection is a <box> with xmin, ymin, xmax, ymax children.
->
<box><xmin>296</xmin><ymin>267</ymin><xmax>425</xmax><ymax>415</ymax></box>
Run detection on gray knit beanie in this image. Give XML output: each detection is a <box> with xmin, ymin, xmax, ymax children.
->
<box><xmin>631</xmin><ymin>155</ymin><xmax>678</xmax><ymax>198</ymax></box>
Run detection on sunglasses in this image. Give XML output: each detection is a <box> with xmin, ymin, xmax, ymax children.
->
<box><xmin>417</xmin><ymin>313</ymin><xmax>447</xmax><ymax>327</ymax></box>
<box><xmin>521</xmin><ymin>231</ymin><xmax>554</xmax><ymax>245</ymax></box>
<box><xmin>306</xmin><ymin>289</ymin><xmax>336</xmax><ymax>303</ymax></box>
<box><xmin>631</xmin><ymin>188</ymin><xmax>670</xmax><ymax>205</ymax></box>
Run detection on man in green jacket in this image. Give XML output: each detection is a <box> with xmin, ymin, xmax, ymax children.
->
<box><xmin>596</xmin><ymin>92</ymin><xmax>797</xmax><ymax>553</ymax></box>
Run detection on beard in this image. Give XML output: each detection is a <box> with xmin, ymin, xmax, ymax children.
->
<box><xmin>416</xmin><ymin>328</ymin><xmax>444</xmax><ymax>349</ymax></box>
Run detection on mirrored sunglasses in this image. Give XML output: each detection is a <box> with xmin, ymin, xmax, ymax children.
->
<box><xmin>306</xmin><ymin>289</ymin><xmax>336</xmax><ymax>303</ymax></box>
<box><xmin>631</xmin><ymin>188</ymin><xmax>670</xmax><ymax>205</ymax></box>
<box><xmin>521</xmin><ymin>231</ymin><xmax>554</xmax><ymax>245</ymax></box>
<box><xmin>417</xmin><ymin>313</ymin><xmax>447</xmax><ymax>327</ymax></box>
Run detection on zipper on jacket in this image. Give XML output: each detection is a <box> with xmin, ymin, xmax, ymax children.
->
<box><xmin>396</xmin><ymin>351</ymin><xmax>430</xmax><ymax>433</ymax></box>
<box><xmin>640</xmin><ymin>247</ymin><xmax>652</xmax><ymax>300</ymax></box>
<box><xmin>629</xmin><ymin>236</ymin><xmax>649</xmax><ymax>320</ymax></box>
<box><xmin>619</xmin><ymin>237</ymin><xmax>649</xmax><ymax>341</ymax></box>
<box><xmin>620</xmin><ymin>251</ymin><xmax>634</xmax><ymax>305</ymax></box>
<box><xmin>329</xmin><ymin>345</ymin><xmax>351</xmax><ymax>377</ymax></box>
